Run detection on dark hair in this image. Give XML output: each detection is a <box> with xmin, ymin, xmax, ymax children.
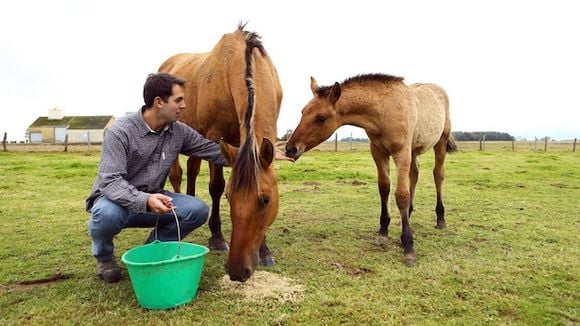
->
<box><xmin>142</xmin><ymin>73</ymin><xmax>186</xmax><ymax>108</ymax></box>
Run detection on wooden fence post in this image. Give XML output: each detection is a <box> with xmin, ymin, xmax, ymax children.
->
<box><xmin>349</xmin><ymin>132</ymin><xmax>353</xmax><ymax>151</ymax></box>
<box><xmin>2</xmin><ymin>132</ymin><xmax>6</xmax><ymax>152</ymax></box>
<box><xmin>544</xmin><ymin>137</ymin><xmax>548</xmax><ymax>151</ymax></box>
<box><xmin>87</xmin><ymin>130</ymin><xmax>91</xmax><ymax>152</ymax></box>
<box><xmin>574</xmin><ymin>138</ymin><xmax>577</xmax><ymax>152</ymax></box>
<box><xmin>534</xmin><ymin>138</ymin><xmax>538</xmax><ymax>151</ymax></box>
<box><xmin>64</xmin><ymin>134</ymin><xmax>69</xmax><ymax>152</ymax></box>
<box><xmin>334</xmin><ymin>133</ymin><xmax>338</xmax><ymax>152</ymax></box>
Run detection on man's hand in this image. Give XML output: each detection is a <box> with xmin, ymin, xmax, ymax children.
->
<box><xmin>147</xmin><ymin>193</ymin><xmax>174</xmax><ymax>214</ymax></box>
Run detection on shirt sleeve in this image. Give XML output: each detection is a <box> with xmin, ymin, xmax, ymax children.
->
<box><xmin>179</xmin><ymin>123</ymin><xmax>229</xmax><ymax>166</ymax></box>
<box><xmin>98</xmin><ymin>128</ymin><xmax>151</xmax><ymax>213</ymax></box>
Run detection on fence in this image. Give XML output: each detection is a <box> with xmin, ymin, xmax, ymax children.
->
<box><xmin>310</xmin><ymin>139</ymin><xmax>578</xmax><ymax>153</ymax></box>
<box><xmin>2</xmin><ymin>131</ymin><xmax>578</xmax><ymax>153</ymax></box>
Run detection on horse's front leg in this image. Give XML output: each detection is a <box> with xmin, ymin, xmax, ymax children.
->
<box><xmin>208</xmin><ymin>163</ymin><xmax>229</xmax><ymax>251</ymax></box>
<box><xmin>371</xmin><ymin>144</ymin><xmax>391</xmax><ymax>237</ymax></box>
<box><xmin>259</xmin><ymin>237</ymin><xmax>275</xmax><ymax>267</ymax></box>
<box><xmin>394</xmin><ymin>151</ymin><xmax>416</xmax><ymax>266</ymax></box>
<box><xmin>169</xmin><ymin>159</ymin><xmax>183</xmax><ymax>193</ymax></box>
<box><xmin>185</xmin><ymin>156</ymin><xmax>201</xmax><ymax>196</ymax></box>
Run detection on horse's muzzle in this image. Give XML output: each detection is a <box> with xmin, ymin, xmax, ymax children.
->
<box><xmin>285</xmin><ymin>145</ymin><xmax>302</xmax><ymax>160</ymax></box>
<box><xmin>225</xmin><ymin>250</ymin><xmax>259</xmax><ymax>283</ymax></box>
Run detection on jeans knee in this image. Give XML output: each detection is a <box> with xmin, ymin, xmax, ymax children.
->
<box><xmin>196</xmin><ymin>203</ymin><xmax>210</xmax><ymax>224</ymax></box>
<box><xmin>89</xmin><ymin>198</ymin><xmax>127</xmax><ymax>237</ymax></box>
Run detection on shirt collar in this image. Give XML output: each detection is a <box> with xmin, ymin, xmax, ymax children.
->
<box><xmin>136</xmin><ymin>107</ymin><xmax>173</xmax><ymax>137</ymax></box>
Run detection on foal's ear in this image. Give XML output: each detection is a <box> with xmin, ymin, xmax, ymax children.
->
<box><xmin>328</xmin><ymin>82</ymin><xmax>341</xmax><ymax>104</ymax></box>
<box><xmin>219</xmin><ymin>139</ymin><xmax>238</xmax><ymax>166</ymax></box>
<box><xmin>310</xmin><ymin>77</ymin><xmax>319</xmax><ymax>95</ymax></box>
<box><xmin>259</xmin><ymin>138</ymin><xmax>275</xmax><ymax>170</ymax></box>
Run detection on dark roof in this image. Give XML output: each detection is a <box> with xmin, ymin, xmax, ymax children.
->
<box><xmin>29</xmin><ymin>116</ymin><xmax>114</xmax><ymax>129</ymax></box>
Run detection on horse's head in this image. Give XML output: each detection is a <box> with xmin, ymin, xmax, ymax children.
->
<box><xmin>285</xmin><ymin>77</ymin><xmax>342</xmax><ymax>160</ymax></box>
<box><xmin>220</xmin><ymin>138</ymin><xmax>279</xmax><ymax>282</ymax></box>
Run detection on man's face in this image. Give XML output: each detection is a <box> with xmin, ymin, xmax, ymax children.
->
<box><xmin>159</xmin><ymin>84</ymin><xmax>186</xmax><ymax>123</ymax></box>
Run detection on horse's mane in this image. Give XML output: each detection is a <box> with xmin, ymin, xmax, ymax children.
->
<box><xmin>229</xmin><ymin>23</ymin><xmax>266</xmax><ymax>192</ymax></box>
<box><xmin>317</xmin><ymin>73</ymin><xmax>404</xmax><ymax>97</ymax></box>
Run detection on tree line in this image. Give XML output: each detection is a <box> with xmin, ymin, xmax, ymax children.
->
<box><xmin>451</xmin><ymin>131</ymin><xmax>515</xmax><ymax>141</ymax></box>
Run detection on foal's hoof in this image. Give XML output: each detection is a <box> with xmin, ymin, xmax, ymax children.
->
<box><xmin>208</xmin><ymin>238</ymin><xmax>229</xmax><ymax>251</ymax></box>
<box><xmin>403</xmin><ymin>252</ymin><xmax>417</xmax><ymax>266</ymax></box>
<box><xmin>259</xmin><ymin>255</ymin><xmax>276</xmax><ymax>267</ymax></box>
<box><xmin>436</xmin><ymin>221</ymin><xmax>446</xmax><ymax>229</ymax></box>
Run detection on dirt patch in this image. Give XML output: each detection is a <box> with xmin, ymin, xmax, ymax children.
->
<box><xmin>331</xmin><ymin>261</ymin><xmax>372</xmax><ymax>277</ymax></box>
<box><xmin>337</xmin><ymin>179</ymin><xmax>367</xmax><ymax>186</ymax></box>
<box><xmin>1</xmin><ymin>272</ymin><xmax>70</xmax><ymax>293</ymax></box>
<box><xmin>219</xmin><ymin>271</ymin><xmax>304</xmax><ymax>302</ymax></box>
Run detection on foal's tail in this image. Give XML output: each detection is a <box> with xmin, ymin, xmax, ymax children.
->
<box><xmin>447</xmin><ymin>134</ymin><xmax>458</xmax><ymax>153</ymax></box>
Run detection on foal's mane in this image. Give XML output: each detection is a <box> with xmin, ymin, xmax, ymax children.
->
<box><xmin>316</xmin><ymin>73</ymin><xmax>404</xmax><ymax>97</ymax></box>
<box><xmin>229</xmin><ymin>23</ymin><xmax>267</xmax><ymax>193</ymax></box>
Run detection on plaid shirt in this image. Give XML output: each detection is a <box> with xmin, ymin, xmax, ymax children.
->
<box><xmin>86</xmin><ymin>109</ymin><xmax>227</xmax><ymax>213</ymax></box>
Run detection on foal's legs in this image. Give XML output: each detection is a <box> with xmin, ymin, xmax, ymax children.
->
<box><xmin>370</xmin><ymin>143</ymin><xmax>391</xmax><ymax>237</ymax></box>
<box><xmin>408</xmin><ymin>155</ymin><xmax>419</xmax><ymax>218</ymax></box>
<box><xmin>433</xmin><ymin>138</ymin><xmax>448</xmax><ymax>229</ymax></box>
<box><xmin>208</xmin><ymin>162</ymin><xmax>229</xmax><ymax>250</ymax></box>
<box><xmin>393</xmin><ymin>149</ymin><xmax>416</xmax><ymax>266</ymax></box>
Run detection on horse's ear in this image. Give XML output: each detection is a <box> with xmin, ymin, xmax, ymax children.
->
<box><xmin>259</xmin><ymin>138</ymin><xmax>274</xmax><ymax>170</ymax></box>
<box><xmin>219</xmin><ymin>139</ymin><xmax>238</xmax><ymax>166</ymax></box>
<box><xmin>310</xmin><ymin>77</ymin><xmax>319</xmax><ymax>95</ymax></box>
<box><xmin>328</xmin><ymin>82</ymin><xmax>341</xmax><ymax>104</ymax></box>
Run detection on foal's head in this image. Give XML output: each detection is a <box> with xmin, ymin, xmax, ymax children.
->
<box><xmin>221</xmin><ymin>138</ymin><xmax>278</xmax><ymax>282</ymax></box>
<box><xmin>285</xmin><ymin>77</ymin><xmax>342</xmax><ymax>160</ymax></box>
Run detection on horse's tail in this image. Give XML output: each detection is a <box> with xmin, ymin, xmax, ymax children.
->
<box><xmin>230</xmin><ymin>24</ymin><xmax>265</xmax><ymax>191</ymax></box>
<box><xmin>447</xmin><ymin>134</ymin><xmax>458</xmax><ymax>153</ymax></box>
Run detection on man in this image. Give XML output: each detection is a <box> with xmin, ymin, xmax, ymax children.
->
<box><xmin>86</xmin><ymin>73</ymin><xmax>228</xmax><ymax>283</ymax></box>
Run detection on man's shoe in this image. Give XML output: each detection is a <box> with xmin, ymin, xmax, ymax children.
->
<box><xmin>96</xmin><ymin>259</ymin><xmax>122</xmax><ymax>283</ymax></box>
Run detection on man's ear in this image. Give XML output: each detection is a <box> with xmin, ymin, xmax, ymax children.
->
<box><xmin>219</xmin><ymin>139</ymin><xmax>238</xmax><ymax>166</ymax></box>
<box><xmin>259</xmin><ymin>138</ymin><xmax>274</xmax><ymax>170</ymax></box>
<box><xmin>154</xmin><ymin>96</ymin><xmax>164</xmax><ymax>108</ymax></box>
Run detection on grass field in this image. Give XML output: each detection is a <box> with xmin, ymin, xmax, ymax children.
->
<box><xmin>0</xmin><ymin>145</ymin><xmax>578</xmax><ymax>324</ymax></box>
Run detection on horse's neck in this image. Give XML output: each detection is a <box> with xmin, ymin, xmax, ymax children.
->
<box><xmin>335</xmin><ymin>88</ymin><xmax>384</xmax><ymax>135</ymax></box>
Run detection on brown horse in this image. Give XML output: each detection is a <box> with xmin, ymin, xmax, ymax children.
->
<box><xmin>285</xmin><ymin>74</ymin><xmax>456</xmax><ymax>266</ymax></box>
<box><xmin>158</xmin><ymin>23</ymin><xmax>283</xmax><ymax>281</ymax></box>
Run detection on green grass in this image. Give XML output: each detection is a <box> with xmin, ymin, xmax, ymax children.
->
<box><xmin>0</xmin><ymin>148</ymin><xmax>578</xmax><ymax>325</ymax></box>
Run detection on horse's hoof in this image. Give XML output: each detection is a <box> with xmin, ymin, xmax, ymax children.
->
<box><xmin>260</xmin><ymin>255</ymin><xmax>276</xmax><ymax>267</ymax></box>
<box><xmin>436</xmin><ymin>222</ymin><xmax>446</xmax><ymax>229</ymax></box>
<box><xmin>403</xmin><ymin>252</ymin><xmax>416</xmax><ymax>266</ymax></box>
<box><xmin>208</xmin><ymin>238</ymin><xmax>229</xmax><ymax>251</ymax></box>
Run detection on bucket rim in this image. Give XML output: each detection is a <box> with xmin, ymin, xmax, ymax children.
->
<box><xmin>121</xmin><ymin>241</ymin><xmax>209</xmax><ymax>267</ymax></box>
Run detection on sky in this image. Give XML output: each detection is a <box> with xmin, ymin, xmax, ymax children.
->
<box><xmin>1</xmin><ymin>0</ymin><xmax>578</xmax><ymax>142</ymax></box>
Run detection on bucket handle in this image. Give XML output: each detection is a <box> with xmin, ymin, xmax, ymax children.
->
<box><xmin>153</xmin><ymin>206</ymin><xmax>182</xmax><ymax>258</ymax></box>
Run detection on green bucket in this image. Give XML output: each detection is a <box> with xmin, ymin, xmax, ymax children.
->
<box><xmin>121</xmin><ymin>240</ymin><xmax>209</xmax><ymax>309</ymax></box>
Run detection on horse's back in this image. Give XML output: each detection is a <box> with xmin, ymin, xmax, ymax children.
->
<box><xmin>159</xmin><ymin>53</ymin><xmax>207</xmax><ymax>76</ymax></box>
<box><xmin>410</xmin><ymin>83</ymin><xmax>449</xmax><ymax>154</ymax></box>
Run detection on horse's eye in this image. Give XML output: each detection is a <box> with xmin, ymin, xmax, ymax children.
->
<box><xmin>315</xmin><ymin>115</ymin><xmax>327</xmax><ymax>124</ymax></box>
<box><xmin>259</xmin><ymin>195</ymin><xmax>270</xmax><ymax>206</ymax></box>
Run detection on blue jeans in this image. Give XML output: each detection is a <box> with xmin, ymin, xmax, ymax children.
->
<box><xmin>88</xmin><ymin>192</ymin><xmax>209</xmax><ymax>262</ymax></box>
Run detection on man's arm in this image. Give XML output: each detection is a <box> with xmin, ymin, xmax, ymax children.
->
<box><xmin>97</xmin><ymin>129</ymin><xmax>150</xmax><ymax>213</ymax></box>
<box><xmin>179</xmin><ymin>123</ymin><xmax>228</xmax><ymax>166</ymax></box>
